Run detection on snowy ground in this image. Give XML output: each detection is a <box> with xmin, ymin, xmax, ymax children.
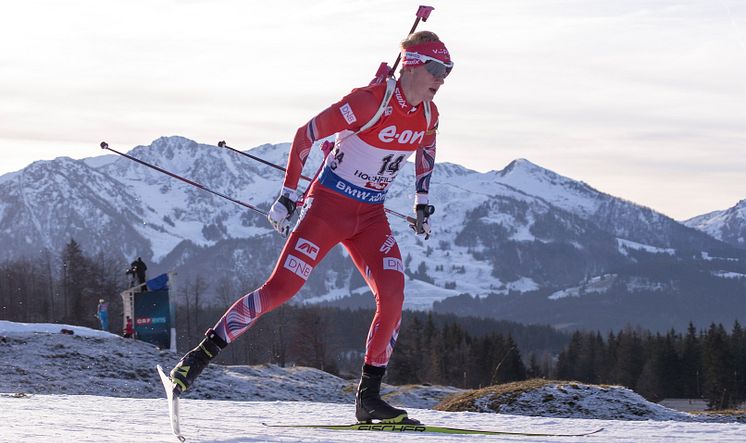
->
<box><xmin>3</xmin><ymin>394</ymin><xmax>745</xmax><ymax>443</ymax></box>
<box><xmin>2</xmin><ymin>321</ymin><xmax>746</xmax><ymax>442</ymax></box>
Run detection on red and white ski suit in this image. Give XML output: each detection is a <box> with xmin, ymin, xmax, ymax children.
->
<box><xmin>214</xmin><ymin>80</ymin><xmax>439</xmax><ymax>367</ymax></box>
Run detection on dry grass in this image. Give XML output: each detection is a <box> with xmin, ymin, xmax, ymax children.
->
<box><xmin>435</xmin><ymin>378</ymin><xmax>563</xmax><ymax>412</ymax></box>
<box><xmin>691</xmin><ymin>409</ymin><xmax>746</xmax><ymax>417</ymax></box>
<box><xmin>434</xmin><ymin>379</ymin><xmax>623</xmax><ymax>412</ymax></box>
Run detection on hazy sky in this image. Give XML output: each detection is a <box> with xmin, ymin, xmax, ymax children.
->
<box><xmin>1</xmin><ymin>1</ymin><xmax>745</xmax><ymax>220</ymax></box>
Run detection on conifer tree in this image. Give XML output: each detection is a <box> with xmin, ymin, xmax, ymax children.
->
<box><xmin>702</xmin><ymin>323</ymin><xmax>735</xmax><ymax>409</ymax></box>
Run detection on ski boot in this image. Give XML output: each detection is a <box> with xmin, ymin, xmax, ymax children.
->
<box><xmin>170</xmin><ymin>328</ymin><xmax>227</xmax><ymax>395</ymax></box>
<box><xmin>355</xmin><ymin>364</ymin><xmax>418</xmax><ymax>424</ymax></box>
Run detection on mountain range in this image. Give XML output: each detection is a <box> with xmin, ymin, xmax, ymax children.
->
<box><xmin>1</xmin><ymin>135</ymin><xmax>745</xmax><ymax>332</ymax></box>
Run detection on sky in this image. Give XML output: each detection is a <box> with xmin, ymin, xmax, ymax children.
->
<box><xmin>1</xmin><ymin>0</ymin><xmax>745</xmax><ymax>220</ymax></box>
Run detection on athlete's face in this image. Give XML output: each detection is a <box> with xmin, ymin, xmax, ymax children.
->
<box><xmin>410</xmin><ymin>64</ymin><xmax>445</xmax><ymax>104</ymax></box>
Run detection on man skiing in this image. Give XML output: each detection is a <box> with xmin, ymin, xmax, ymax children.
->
<box><xmin>169</xmin><ymin>30</ymin><xmax>452</xmax><ymax>424</ymax></box>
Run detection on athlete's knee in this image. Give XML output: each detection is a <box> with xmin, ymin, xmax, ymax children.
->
<box><xmin>259</xmin><ymin>274</ymin><xmax>305</xmax><ymax>311</ymax></box>
<box><xmin>376</xmin><ymin>289</ymin><xmax>405</xmax><ymax>320</ymax></box>
<box><xmin>378</xmin><ymin>276</ymin><xmax>405</xmax><ymax>307</ymax></box>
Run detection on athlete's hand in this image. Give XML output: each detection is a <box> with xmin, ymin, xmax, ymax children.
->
<box><xmin>410</xmin><ymin>204</ymin><xmax>435</xmax><ymax>240</ymax></box>
<box><xmin>268</xmin><ymin>187</ymin><xmax>298</xmax><ymax>237</ymax></box>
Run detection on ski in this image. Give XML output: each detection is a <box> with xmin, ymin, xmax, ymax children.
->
<box><xmin>157</xmin><ymin>365</ymin><xmax>186</xmax><ymax>442</ymax></box>
<box><xmin>262</xmin><ymin>422</ymin><xmax>604</xmax><ymax>437</ymax></box>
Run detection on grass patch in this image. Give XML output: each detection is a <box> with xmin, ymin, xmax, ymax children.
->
<box><xmin>435</xmin><ymin>378</ymin><xmax>558</xmax><ymax>412</ymax></box>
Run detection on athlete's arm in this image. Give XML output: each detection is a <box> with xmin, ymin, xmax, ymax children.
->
<box><xmin>282</xmin><ymin>87</ymin><xmax>382</xmax><ymax>191</ymax></box>
<box><xmin>414</xmin><ymin>104</ymin><xmax>439</xmax><ymax>205</ymax></box>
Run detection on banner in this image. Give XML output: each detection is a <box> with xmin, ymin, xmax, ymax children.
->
<box><xmin>134</xmin><ymin>288</ymin><xmax>171</xmax><ymax>349</ymax></box>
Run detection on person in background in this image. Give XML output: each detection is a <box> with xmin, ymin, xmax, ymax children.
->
<box><xmin>126</xmin><ymin>257</ymin><xmax>148</xmax><ymax>291</ymax></box>
<box><xmin>95</xmin><ymin>299</ymin><xmax>109</xmax><ymax>331</ymax></box>
<box><xmin>123</xmin><ymin>316</ymin><xmax>134</xmax><ymax>338</ymax></box>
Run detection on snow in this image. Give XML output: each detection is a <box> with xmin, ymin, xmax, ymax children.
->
<box><xmin>505</xmin><ymin>277</ymin><xmax>540</xmax><ymax>293</ymax></box>
<box><xmin>0</xmin><ymin>320</ymin><xmax>117</xmax><ymax>338</ymax></box>
<box><xmin>548</xmin><ymin>274</ymin><xmax>617</xmax><ymax>300</ymax></box>
<box><xmin>480</xmin><ymin>383</ymin><xmax>691</xmax><ymax>421</ymax></box>
<box><xmin>683</xmin><ymin>200</ymin><xmax>746</xmax><ymax>244</ymax></box>
<box><xmin>495</xmin><ymin>159</ymin><xmax>601</xmax><ymax>218</ymax></box>
<box><xmin>616</xmin><ymin>238</ymin><xmax>675</xmax><ymax>256</ymax></box>
<box><xmin>712</xmin><ymin>271</ymin><xmax>746</xmax><ymax>279</ymax></box>
<box><xmin>82</xmin><ymin>154</ymin><xmax>118</xmax><ymax>169</ymax></box>
<box><xmin>701</xmin><ymin>251</ymin><xmax>740</xmax><ymax>262</ymax></box>
<box><xmin>2</xmin><ymin>395</ymin><xmax>745</xmax><ymax>442</ymax></box>
<box><xmin>1</xmin><ymin>320</ymin><xmax>745</xmax><ymax>442</ymax></box>
<box><xmin>402</xmin><ymin>279</ymin><xmax>461</xmax><ymax>310</ymax></box>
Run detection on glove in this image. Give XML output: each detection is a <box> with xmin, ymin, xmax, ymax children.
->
<box><xmin>410</xmin><ymin>204</ymin><xmax>435</xmax><ymax>240</ymax></box>
<box><xmin>268</xmin><ymin>187</ymin><xmax>298</xmax><ymax>237</ymax></box>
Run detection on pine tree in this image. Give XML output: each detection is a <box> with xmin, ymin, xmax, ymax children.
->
<box><xmin>702</xmin><ymin>323</ymin><xmax>735</xmax><ymax>409</ymax></box>
<box><xmin>680</xmin><ymin>322</ymin><xmax>702</xmax><ymax>399</ymax></box>
<box><xmin>730</xmin><ymin>321</ymin><xmax>746</xmax><ymax>405</ymax></box>
<box><xmin>59</xmin><ymin>239</ymin><xmax>97</xmax><ymax>326</ymax></box>
<box><xmin>609</xmin><ymin>328</ymin><xmax>645</xmax><ymax>390</ymax></box>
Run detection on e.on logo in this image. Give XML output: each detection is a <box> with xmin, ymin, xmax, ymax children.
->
<box><xmin>295</xmin><ymin>238</ymin><xmax>320</xmax><ymax>260</ymax></box>
<box><xmin>378</xmin><ymin>125</ymin><xmax>425</xmax><ymax>145</ymax></box>
<box><xmin>284</xmin><ymin>254</ymin><xmax>313</xmax><ymax>281</ymax></box>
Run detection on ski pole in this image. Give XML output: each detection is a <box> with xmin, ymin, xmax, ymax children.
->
<box><xmin>388</xmin><ymin>6</ymin><xmax>435</xmax><ymax>76</ymax></box>
<box><xmin>99</xmin><ymin>142</ymin><xmax>268</xmax><ymax>216</ymax></box>
<box><xmin>218</xmin><ymin>140</ymin><xmax>313</xmax><ymax>182</ymax></box>
<box><xmin>217</xmin><ymin>141</ymin><xmax>417</xmax><ymax>225</ymax></box>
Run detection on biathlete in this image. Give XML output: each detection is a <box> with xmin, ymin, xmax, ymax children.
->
<box><xmin>169</xmin><ymin>30</ymin><xmax>453</xmax><ymax>424</ymax></box>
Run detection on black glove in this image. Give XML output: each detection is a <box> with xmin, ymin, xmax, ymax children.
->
<box><xmin>410</xmin><ymin>204</ymin><xmax>435</xmax><ymax>240</ymax></box>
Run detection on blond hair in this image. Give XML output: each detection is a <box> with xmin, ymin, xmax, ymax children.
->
<box><xmin>401</xmin><ymin>31</ymin><xmax>441</xmax><ymax>49</ymax></box>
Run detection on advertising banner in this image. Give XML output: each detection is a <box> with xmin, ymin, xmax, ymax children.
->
<box><xmin>134</xmin><ymin>288</ymin><xmax>171</xmax><ymax>349</ymax></box>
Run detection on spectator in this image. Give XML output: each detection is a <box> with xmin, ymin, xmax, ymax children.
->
<box><xmin>123</xmin><ymin>316</ymin><xmax>134</xmax><ymax>338</ymax></box>
<box><xmin>126</xmin><ymin>257</ymin><xmax>148</xmax><ymax>290</ymax></box>
<box><xmin>95</xmin><ymin>299</ymin><xmax>109</xmax><ymax>331</ymax></box>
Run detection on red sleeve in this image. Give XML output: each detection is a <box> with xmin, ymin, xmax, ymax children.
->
<box><xmin>282</xmin><ymin>84</ymin><xmax>385</xmax><ymax>191</ymax></box>
<box><xmin>415</xmin><ymin>102</ymin><xmax>439</xmax><ymax>201</ymax></box>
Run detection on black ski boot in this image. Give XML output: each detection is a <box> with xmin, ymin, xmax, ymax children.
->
<box><xmin>355</xmin><ymin>364</ymin><xmax>413</xmax><ymax>423</ymax></box>
<box><xmin>170</xmin><ymin>329</ymin><xmax>227</xmax><ymax>395</ymax></box>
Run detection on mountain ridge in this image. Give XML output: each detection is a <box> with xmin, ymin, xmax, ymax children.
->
<box><xmin>1</xmin><ymin>136</ymin><xmax>745</xmax><ymax>331</ymax></box>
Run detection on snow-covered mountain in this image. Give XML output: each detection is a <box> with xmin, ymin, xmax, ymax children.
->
<box><xmin>684</xmin><ymin>199</ymin><xmax>746</xmax><ymax>249</ymax></box>
<box><xmin>1</xmin><ymin>136</ymin><xmax>745</xmax><ymax>331</ymax></box>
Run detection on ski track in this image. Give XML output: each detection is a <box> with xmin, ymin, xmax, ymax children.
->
<box><xmin>1</xmin><ymin>394</ymin><xmax>744</xmax><ymax>443</ymax></box>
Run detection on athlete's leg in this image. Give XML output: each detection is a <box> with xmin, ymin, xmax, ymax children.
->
<box><xmin>343</xmin><ymin>213</ymin><xmax>405</xmax><ymax>367</ymax></box>
<box><xmin>344</xmin><ymin>210</ymin><xmax>409</xmax><ymax>421</ymax></box>
<box><xmin>214</xmin><ymin>196</ymin><xmax>343</xmax><ymax>343</ymax></box>
<box><xmin>169</xmin><ymin>194</ymin><xmax>349</xmax><ymax>393</ymax></box>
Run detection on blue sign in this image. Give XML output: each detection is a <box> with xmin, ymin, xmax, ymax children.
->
<box><xmin>134</xmin><ymin>288</ymin><xmax>171</xmax><ymax>349</ymax></box>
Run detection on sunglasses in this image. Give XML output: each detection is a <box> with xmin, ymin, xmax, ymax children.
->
<box><xmin>424</xmin><ymin>59</ymin><xmax>453</xmax><ymax>79</ymax></box>
<box><xmin>405</xmin><ymin>52</ymin><xmax>454</xmax><ymax>79</ymax></box>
